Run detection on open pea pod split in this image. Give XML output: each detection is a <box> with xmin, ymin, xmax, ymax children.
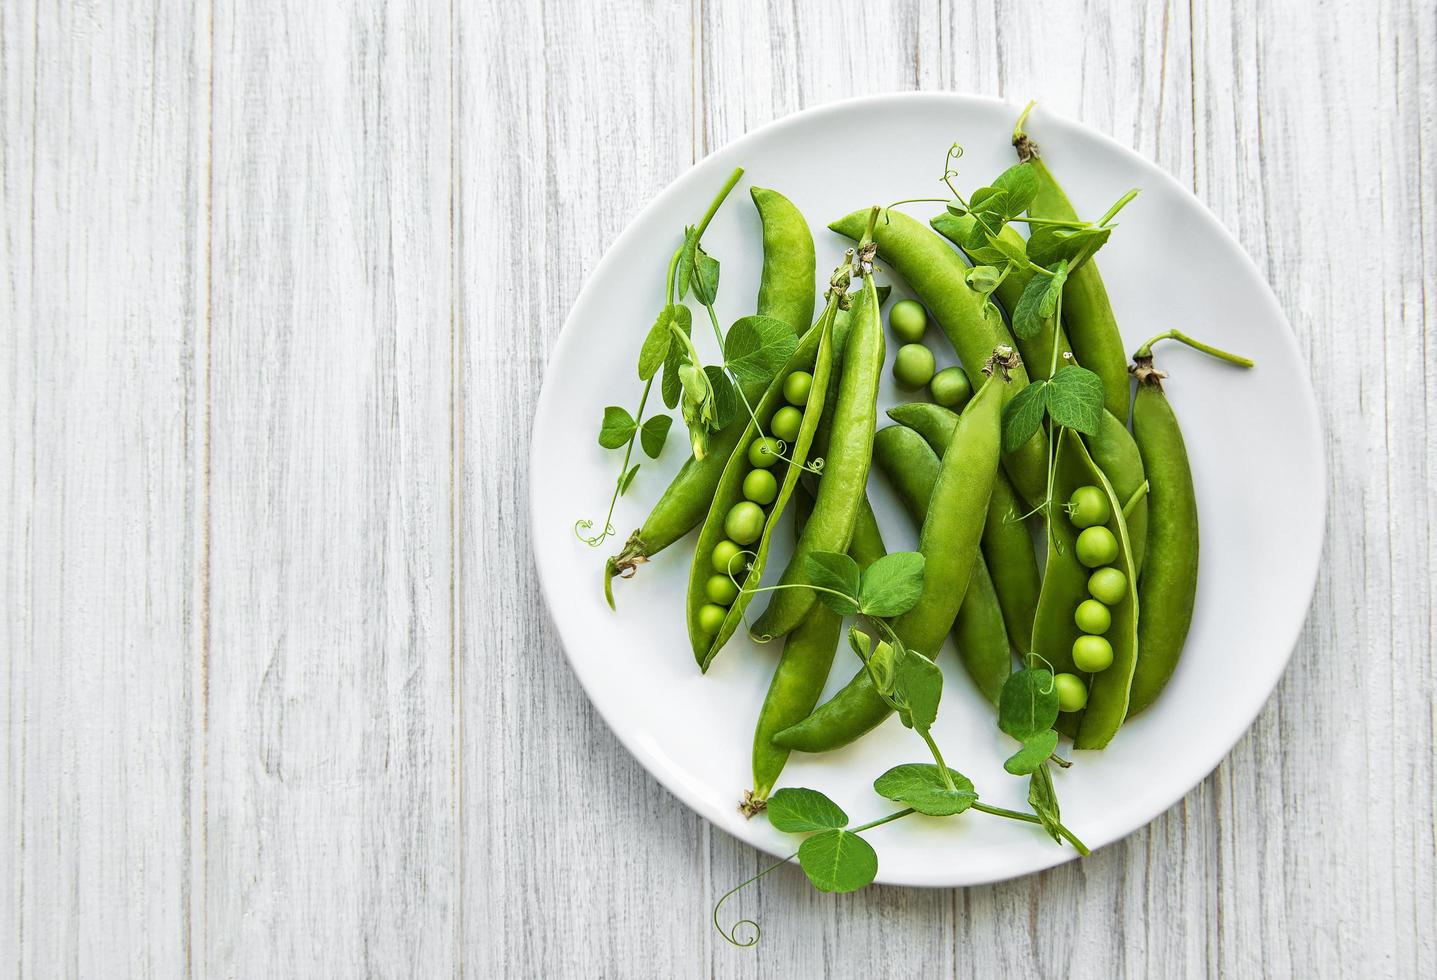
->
<box><xmin>686</xmin><ymin>308</ymin><xmax>836</xmax><ymax>671</ymax></box>
<box><xmin>1031</xmin><ymin>428</ymin><xmax>1139</xmax><ymax>749</ymax></box>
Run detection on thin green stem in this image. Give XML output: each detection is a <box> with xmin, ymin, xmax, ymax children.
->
<box><xmin>850</xmin><ymin>808</ymin><xmax>917</xmax><ymax>834</ymax></box>
<box><xmin>1098</xmin><ymin>189</ymin><xmax>1139</xmax><ymax>227</ymax></box>
<box><xmin>577</xmin><ymin>377</ymin><xmax>653</xmax><ymax>547</ymax></box>
<box><xmin>712</xmin><ymin>851</ymin><xmax>793</xmax><ymax>947</ymax></box>
<box><xmin>919</xmin><ymin>729</ymin><xmax>957</xmax><ymax>791</ymax></box>
<box><xmin>1048</xmin><ymin>280</ymin><xmax>1066</xmax><ymax>378</ymax></box>
<box><xmin>1134</xmin><ymin>329</ymin><xmax>1254</xmax><ymax>367</ymax></box>
<box><xmin>1013</xmin><ymin>99</ymin><xmax>1036</xmax><ymax>141</ymax></box>
<box><xmin>704</xmin><ymin>300</ymin><xmax>725</xmax><ymax>349</ymax></box>
<box><xmin>1005</xmin><ymin>215</ymin><xmax>1091</xmax><ymax>230</ymax></box>
<box><xmin>886</xmin><ymin>197</ymin><xmax>950</xmax><ymax>211</ymax></box>
<box><xmin>695</xmin><ymin>167</ymin><xmax>744</xmax><ymax>239</ymax></box>
<box><xmin>972</xmin><ymin>802</ymin><xmax>1090</xmax><ymax>855</ymax></box>
<box><xmin>665</xmin><ymin>244</ymin><xmax>682</xmax><ymax>303</ymax></box>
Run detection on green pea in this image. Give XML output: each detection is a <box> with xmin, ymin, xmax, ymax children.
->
<box><xmin>697</xmin><ymin>603</ymin><xmax>727</xmax><ymax>634</ymax></box>
<box><xmin>711</xmin><ymin>540</ymin><xmax>744</xmax><ymax>575</ymax></box>
<box><xmin>1075</xmin><ymin>526</ymin><xmax>1118</xmax><ymax>567</ymax></box>
<box><xmin>747</xmin><ymin>436</ymin><xmax>782</xmax><ymax>469</ymax></box>
<box><xmin>1088</xmin><ymin>566</ymin><xmax>1128</xmax><ymax>604</ymax></box>
<box><xmin>893</xmin><ymin>343</ymin><xmax>936</xmax><ymax>390</ymax></box>
<box><xmin>742</xmin><ymin>468</ymin><xmax>778</xmax><ymax>505</ymax></box>
<box><xmin>1072</xmin><ymin>635</ymin><xmax>1114</xmax><ymax>672</ymax></box>
<box><xmin>783</xmin><ymin>371</ymin><xmax>813</xmax><ymax>406</ymax></box>
<box><xmin>928</xmin><ymin>366</ymin><xmax>972</xmax><ymax>409</ymax></box>
<box><xmin>1074</xmin><ymin>598</ymin><xmax>1111</xmax><ymax>634</ymax></box>
<box><xmin>725</xmin><ymin>501</ymin><xmax>765</xmax><ymax>544</ymax></box>
<box><xmin>770</xmin><ymin>405</ymin><xmax>802</xmax><ymax>442</ymax></box>
<box><xmin>1068</xmin><ymin>485</ymin><xmax>1110</xmax><ymax>528</ymax></box>
<box><xmin>1054</xmin><ymin>672</ymin><xmax>1088</xmax><ymax>712</ymax></box>
<box><xmin>888</xmin><ymin>299</ymin><xmax>928</xmax><ymax>343</ymax></box>
<box><xmin>705</xmin><ymin>574</ymin><xmax>740</xmax><ymax>606</ymax></box>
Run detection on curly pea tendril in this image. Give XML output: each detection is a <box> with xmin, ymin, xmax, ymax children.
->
<box><xmin>713</xmin><ymin>853</ymin><xmax>795</xmax><ymax>947</ymax></box>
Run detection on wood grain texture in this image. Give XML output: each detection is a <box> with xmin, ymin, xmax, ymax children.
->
<box><xmin>2</xmin><ymin>0</ymin><xmax>1434</xmax><ymax>976</ymax></box>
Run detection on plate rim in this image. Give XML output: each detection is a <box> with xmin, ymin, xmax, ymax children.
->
<box><xmin>529</xmin><ymin>91</ymin><xmax>1327</xmax><ymax>887</ymax></box>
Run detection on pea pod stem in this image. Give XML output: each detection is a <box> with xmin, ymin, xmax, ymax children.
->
<box><xmin>1133</xmin><ymin>329</ymin><xmax>1255</xmax><ymax>368</ymax></box>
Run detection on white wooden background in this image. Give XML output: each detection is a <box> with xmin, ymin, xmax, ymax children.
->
<box><xmin>2</xmin><ymin>0</ymin><xmax>1433</xmax><ymax>976</ymax></box>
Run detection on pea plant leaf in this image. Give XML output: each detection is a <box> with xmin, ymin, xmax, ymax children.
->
<box><xmin>618</xmin><ymin>463</ymin><xmax>641</xmax><ymax>495</ymax></box>
<box><xmin>1004</xmin><ymin>730</ymin><xmax>1059</xmax><ymax>775</ymax></box>
<box><xmin>984</xmin><ymin>232</ymin><xmax>1030</xmax><ymax>266</ymax></box>
<box><xmin>639</xmin><ymin>415</ymin><xmax>672</xmax><ymax>458</ymax></box>
<box><xmin>873</xmin><ymin>764</ymin><xmax>978</xmax><ymax>817</ymax></box>
<box><xmin>806</xmin><ymin>552</ymin><xmax>860</xmax><ymax>615</ymax></box>
<box><xmin>766</xmin><ymin>787</ymin><xmax>849</xmax><ymax>833</ymax></box>
<box><xmin>797</xmin><ymin>830</ymin><xmax>878</xmax><ymax>894</ymax></box>
<box><xmin>1045</xmin><ymin>364</ymin><xmax>1104</xmax><ymax>435</ymax></box>
<box><xmin>637</xmin><ymin>306</ymin><xmax>675</xmax><ymax>380</ymax></box>
<box><xmin>692</xmin><ymin>245</ymin><xmax>721</xmax><ymax>305</ymax></box>
<box><xmin>704</xmin><ymin>366</ymin><xmax>737</xmax><ymax>428</ymax></box>
<box><xmin>1028</xmin><ymin>225</ymin><xmax>1111</xmax><ymax>271</ymax></box>
<box><xmin>998</xmin><ymin>668</ymin><xmax>1060</xmax><ymax>741</ymax></box>
<box><xmin>856</xmin><ymin>552</ymin><xmax>926</xmax><ymax>617</ymax></box>
<box><xmin>677</xmin><ymin>226</ymin><xmax>698</xmax><ymax>299</ymax></box>
<box><xmin>965</xmin><ymin>265</ymin><xmax>1005</xmax><ymax>298</ymax></box>
<box><xmin>1029</xmin><ymin>766</ymin><xmax>1065</xmax><ymax>845</ymax></box>
<box><xmin>892</xmin><ymin>649</ymin><xmax>942</xmax><ymax>731</ymax></box>
<box><xmin>724</xmin><ymin>315</ymin><xmax>799</xmax><ymax>385</ymax></box>
<box><xmin>991</xmin><ymin>162</ymin><xmax>1039</xmax><ymax>216</ymax></box>
<box><xmin>659</xmin><ymin>306</ymin><xmax>694</xmax><ymax>409</ymax></box>
<box><xmin>598</xmin><ymin>406</ymin><xmax>636</xmax><ymax>450</ymax></box>
<box><xmin>1001</xmin><ymin>379</ymin><xmax>1049</xmax><ymax>453</ymax></box>
<box><xmin>866</xmin><ymin>640</ymin><xmax>898</xmax><ymax>697</ymax></box>
<box><xmin>1012</xmin><ymin>264</ymin><xmax>1068</xmax><ymax>339</ymax></box>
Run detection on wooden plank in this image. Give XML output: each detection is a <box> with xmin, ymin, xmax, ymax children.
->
<box><xmin>455</xmin><ymin>1</ymin><xmax>705</xmax><ymax>976</ymax></box>
<box><xmin>1</xmin><ymin>0</ymin><xmax>207</xmax><ymax>974</ymax></box>
<box><xmin>1191</xmin><ymin>1</ymin><xmax>1437</xmax><ymax>977</ymax></box>
<box><xmin>205</xmin><ymin>1</ymin><xmax>455</xmax><ymax>974</ymax></box>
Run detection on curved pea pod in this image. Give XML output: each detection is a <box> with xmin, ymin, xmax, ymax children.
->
<box><xmin>750</xmin><ymin>491</ymin><xmax>886</xmax><ymax>801</ymax></box>
<box><xmin>830</xmin><ymin>208</ymin><xmax>1048</xmax><ymax>507</ymax></box>
<box><xmin>886</xmin><ymin>401</ymin><xmax>1040</xmax><ymax>653</ymax></box>
<box><xmin>772</xmin><ymin>362</ymin><xmax>1009</xmax><ymax>750</ymax></box>
<box><xmin>754</xmin><ymin>276</ymin><xmax>884</xmax><ymax>638</ymax></box>
<box><xmin>1031</xmin><ymin>428</ymin><xmax>1139</xmax><ymax>749</ymax></box>
<box><xmin>751</xmin><ymin>186</ymin><xmax>817</xmax><ymax>334</ymax></box>
<box><xmin>1086</xmin><ymin>408</ymin><xmax>1148</xmax><ymax>574</ymax></box>
<box><xmin>1012</xmin><ymin>126</ymin><xmax>1130</xmax><ymax>423</ymax></box>
<box><xmin>1126</xmin><ymin>368</ymin><xmax>1198</xmax><ymax>715</ymax></box>
<box><xmin>929</xmin><ymin>212</ymin><xmax>1074</xmax><ymax>380</ymax></box>
<box><xmin>686</xmin><ymin>310</ymin><xmax>835</xmax><ymax>671</ymax></box>
<box><xmin>873</xmin><ymin>425</ymin><xmax>1012</xmax><ymax>704</ymax></box>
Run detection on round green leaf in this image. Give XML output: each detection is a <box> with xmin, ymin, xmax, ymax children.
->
<box><xmin>797</xmin><ymin>830</ymin><xmax>878</xmax><ymax>894</ymax></box>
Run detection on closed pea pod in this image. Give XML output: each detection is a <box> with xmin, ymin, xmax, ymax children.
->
<box><xmin>886</xmin><ymin>401</ymin><xmax>1041</xmax><ymax>653</ymax></box>
<box><xmin>755</xmin><ymin>232</ymin><xmax>885</xmax><ymax>639</ymax></box>
<box><xmin>772</xmin><ymin>353</ymin><xmax>1011</xmax><ymax>751</ymax></box>
<box><xmin>1030</xmin><ymin>429</ymin><xmax>1139</xmax><ymax>749</ymax></box>
<box><xmin>872</xmin><ymin>425</ymin><xmax>1012</xmax><ymax>704</ymax></box>
<box><xmin>830</xmin><ymin>208</ymin><xmax>1048</xmax><ymax>507</ymax></box>
<box><xmin>1012</xmin><ymin>105</ymin><xmax>1131</xmax><ymax>422</ymax></box>
<box><xmin>607</xmin><ymin>187</ymin><xmax>817</xmax><ymax>592</ymax></box>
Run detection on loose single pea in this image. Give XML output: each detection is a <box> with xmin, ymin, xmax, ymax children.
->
<box><xmin>705</xmin><ymin>574</ymin><xmax>740</xmax><ymax>606</ymax></box>
<box><xmin>1088</xmin><ymin>566</ymin><xmax>1128</xmax><ymax>604</ymax></box>
<box><xmin>742</xmin><ymin>468</ymin><xmax>778</xmax><ymax>505</ymax></box>
<box><xmin>1072</xmin><ymin>635</ymin><xmax>1115</xmax><ymax>673</ymax></box>
<box><xmin>1075</xmin><ymin>525</ymin><xmax>1119</xmax><ymax>567</ymax></box>
<box><xmin>1054</xmin><ymin>672</ymin><xmax>1089</xmax><ymax>712</ymax></box>
<box><xmin>888</xmin><ymin>299</ymin><xmax>928</xmax><ymax>343</ymax></box>
<box><xmin>783</xmin><ymin>371</ymin><xmax>814</xmax><ymax>406</ymax></box>
<box><xmin>1068</xmin><ymin>485</ymin><xmax>1111</xmax><ymax>528</ymax></box>
<box><xmin>928</xmin><ymin>366</ymin><xmax>972</xmax><ymax>408</ymax></box>
<box><xmin>697</xmin><ymin>603</ymin><xmax>727</xmax><ymax>634</ymax></box>
<box><xmin>1074</xmin><ymin>598</ymin><xmax>1112</xmax><ymax>634</ymax></box>
<box><xmin>893</xmin><ymin>343</ymin><xmax>936</xmax><ymax>390</ymax></box>
<box><xmin>770</xmin><ymin>405</ymin><xmax>803</xmax><ymax>442</ymax></box>
<box><xmin>747</xmin><ymin>436</ymin><xmax>782</xmax><ymax>469</ymax></box>
<box><xmin>711</xmin><ymin>540</ymin><xmax>744</xmax><ymax>575</ymax></box>
<box><xmin>725</xmin><ymin>501</ymin><xmax>765</xmax><ymax>544</ymax></box>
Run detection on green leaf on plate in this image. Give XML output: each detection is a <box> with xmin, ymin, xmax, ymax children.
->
<box><xmin>872</xmin><ymin>764</ymin><xmax>977</xmax><ymax>816</ymax></box>
<box><xmin>766</xmin><ymin>787</ymin><xmax>849</xmax><ymax>833</ymax></box>
<box><xmin>797</xmin><ymin>830</ymin><xmax>878</xmax><ymax>893</ymax></box>
<box><xmin>598</xmin><ymin>406</ymin><xmax>636</xmax><ymax>450</ymax></box>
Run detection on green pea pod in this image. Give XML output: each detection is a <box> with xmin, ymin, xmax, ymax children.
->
<box><xmin>686</xmin><ymin>305</ymin><xmax>836</xmax><ymax>670</ymax></box>
<box><xmin>1086</xmin><ymin>408</ymin><xmax>1148</xmax><ymax>574</ymax></box>
<box><xmin>1031</xmin><ymin>428</ymin><xmax>1139</xmax><ymax>749</ymax></box>
<box><xmin>754</xmin><ymin>274</ymin><xmax>884</xmax><ymax>638</ymax></box>
<box><xmin>872</xmin><ymin>425</ymin><xmax>1012</xmax><ymax>704</ymax></box>
<box><xmin>1126</xmin><ymin>366</ymin><xmax>1198</xmax><ymax>714</ymax></box>
<box><xmin>886</xmin><ymin>401</ymin><xmax>1040</xmax><ymax>653</ymax></box>
<box><xmin>929</xmin><ymin>212</ymin><xmax>1074</xmax><ymax>380</ymax></box>
<box><xmin>751</xmin><ymin>186</ymin><xmax>817</xmax><ymax>334</ymax></box>
<box><xmin>1013</xmin><ymin>119</ymin><xmax>1130</xmax><ymax>422</ymax></box>
<box><xmin>750</xmin><ymin>490</ymin><xmax>886</xmax><ymax>801</ymax></box>
<box><xmin>830</xmin><ymin>208</ymin><xmax>1048</xmax><ymax>507</ymax></box>
<box><xmin>773</xmin><ymin>358</ymin><xmax>1010</xmax><ymax>750</ymax></box>
<box><xmin>606</xmin><ymin>187</ymin><xmax>818</xmax><ymax>592</ymax></box>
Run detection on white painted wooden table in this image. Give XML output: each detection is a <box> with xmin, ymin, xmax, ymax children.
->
<box><xmin>3</xmin><ymin>1</ymin><xmax>1433</xmax><ymax>976</ymax></box>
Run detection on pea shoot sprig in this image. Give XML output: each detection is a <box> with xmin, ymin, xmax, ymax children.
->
<box><xmin>577</xmin><ymin>167</ymin><xmax>803</xmax><ymax>549</ymax></box>
<box><xmin>716</xmin><ymin>549</ymin><xmax>1088</xmax><ymax>947</ymax></box>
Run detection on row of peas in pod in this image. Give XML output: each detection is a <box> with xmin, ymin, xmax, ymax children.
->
<box><xmin>886</xmin><ymin>299</ymin><xmax>973</xmax><ymax>410</ymax></box>
<box><xmin>1052</xmin><ymin>484</ymin><xmax>1129</xmax><ymax>712</ymax></box>
<box><xmin>696</xmin><ymin>370</ymin><xmax>816</xmax><ymax>635</ymax></box>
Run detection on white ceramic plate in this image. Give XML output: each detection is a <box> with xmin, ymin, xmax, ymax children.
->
<box><xmin>531</xmin><ymin>94</ymin><xmax>1323</xmax><ymax>886</ymax></box>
